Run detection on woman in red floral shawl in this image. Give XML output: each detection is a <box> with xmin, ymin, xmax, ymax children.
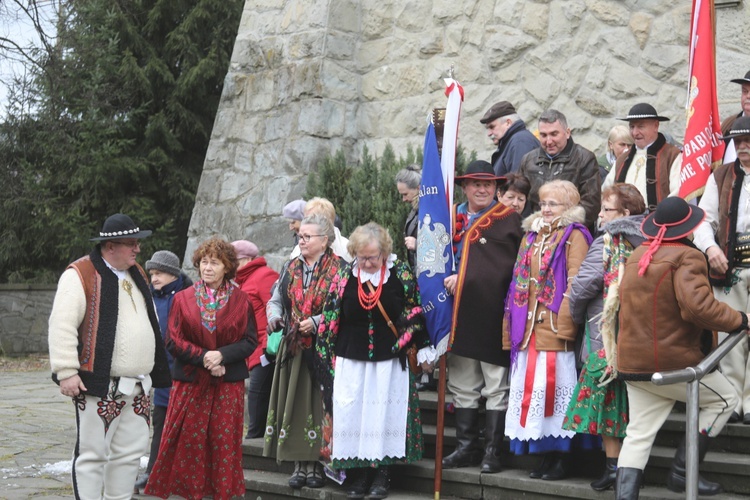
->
<box><xmin>145</xmin><ymin>238</ymin><xmax>258</xmax><ymax>500</ymax></box>
<box><xmin>263</xmin><ymin>213</ymin><xmax>344</xmax><ymax>490</ymax></box>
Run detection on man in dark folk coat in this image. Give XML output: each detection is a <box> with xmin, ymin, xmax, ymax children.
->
<box><xmin>442</xmin><ymin>160</ymin><xmax>523</xmax><ymax>474</ymax></box>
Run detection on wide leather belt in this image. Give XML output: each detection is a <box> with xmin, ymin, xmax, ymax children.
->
<box><xmin>735</xmin><ymin>232</ymin><xmax>750</xmax><ymax>267</ymax></box>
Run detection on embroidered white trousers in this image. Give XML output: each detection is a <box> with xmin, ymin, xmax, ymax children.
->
<box><xmin>71</xmin><ymin>378</ymin><xmax>150</xmax><ymax>500</ymax></box>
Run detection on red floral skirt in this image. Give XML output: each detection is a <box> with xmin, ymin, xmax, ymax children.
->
<box><xmin>145</xmin><ymin>377</ymin><xmax>245</xmax><ymax>500</ymax></box>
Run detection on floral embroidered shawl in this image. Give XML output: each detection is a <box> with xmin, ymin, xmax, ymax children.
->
<box><xmin>194</xmin><ymin>279</ymin><xmax>233</xmax><ymax>332</ymax></box>
<box><xmin>314</xmin><ymin>259</ymin><xmax>425</xmax><ymax>464</ymax></box>
<box><xmin>506</xmin><ymin>219</ymin><xmax>592</xmax><ymax>367</ymax></box>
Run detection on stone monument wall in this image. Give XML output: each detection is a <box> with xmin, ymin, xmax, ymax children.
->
<box><xmin>187</xmin><ymin>0</ymin><xmax>750</xmax><ymax>269</ymax></box>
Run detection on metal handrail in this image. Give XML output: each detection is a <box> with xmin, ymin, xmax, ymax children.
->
<box><xmin>651</xmin><ymin>330</ymin><xmax>747</xmax><ymax>500</ymax></box>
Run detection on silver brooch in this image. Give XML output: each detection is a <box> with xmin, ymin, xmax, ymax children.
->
<box><xmin>479</xmin><ymin>237</ymin><xmax>487</xmax><ymax>244</ymax></box>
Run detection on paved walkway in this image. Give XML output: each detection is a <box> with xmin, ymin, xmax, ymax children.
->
<box><xmin>1</xmin><ymin>369</ymin><xmax>75</xmax><ymax>499</ymax></box>
<box><xmin>0</xmin><ymin>368</ymin><xmax>173</xmax><ymax>499</ymax></box>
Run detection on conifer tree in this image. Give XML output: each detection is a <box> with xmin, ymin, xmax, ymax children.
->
<box><xmin>0</xmin><ymin>0</ymin><xmax>243</xmax><ymax>282</ymax></box>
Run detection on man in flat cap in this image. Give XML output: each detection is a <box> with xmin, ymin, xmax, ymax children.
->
<box><xmin>721</xmin><ymin>70</ymin><xmax>750</xmax><ymax>164</ymax></box>
<box><xmin>480</xmin><ymin>101</ymin><xmax>539</xmax><ymax>177</ymax></box>
<box><xmin>48</xmin><ymin>213</ymin><xmax>171</xmax><ymax>500</ymax></box>
<box><xmin>602</xmin><ymin>103</ymin><xmax>682</xmax><ymax>213</ymax></box>
<box><xmin>694</xmin><ymin>116</ymin><xmax>750</xmax><ymax>426</ymax></box>
<box><xmin>518</xmin><ymin>109</ymin><xmax>601</xmax><ymax>231</ymax></box>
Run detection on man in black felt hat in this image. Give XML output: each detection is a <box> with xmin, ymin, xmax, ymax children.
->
<box><xmin>480</xmin><ymin>101</ymin><xmax>539</xmax><ymax>176</ymax></box>
<box><xmin>48</xmin><ymin>213</ymin><xmax>171</xmax><ymax>500</ymax></box>
<box><xmin>441</xmin><ymin>160</ymin><xmax>523</xmax><ymax>473</ymax></box>
<box><xmin>720</xmin><ymin>70</ymin><xmax>750</xmax><ymax>164</ymax></box>
<box><xmin>615</xmin><ymin>197</ymin><xmax>748</xmax><ymax>498</ymax></box>
<box><xmin>603</xmin><ymin>103</ymin><xmax>682</xmax><ymax>214</ymax></box>
<box><xmin>694</xmin><ymin>116</ymin><xmax>750</xmax><ymax>427</ymax></box>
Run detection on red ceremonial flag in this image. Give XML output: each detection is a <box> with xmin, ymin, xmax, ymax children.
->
<box><xmin>679</xmin><ymin>0</ymin><xmax>724</xmax><ymax>201</ymax></box>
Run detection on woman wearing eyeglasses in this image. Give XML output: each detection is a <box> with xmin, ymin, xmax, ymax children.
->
<box><xmin>315</xmin><ymin>222</ymin><xmax>429</xmax><ymax>499</ymax></box>
<box><xmin>504</xmin><ymin>180</ymin><xmax>593</xmax><ymax>480</ymax></box>
<box><xmin>562</xmin><ymin>183</ymin><xmax>646</xmax><ymax>491</ymax></box>
<box><xmin>263</xmin><ymin>213</ymin><xmax>345</xmax><ymax>489</ymax></box>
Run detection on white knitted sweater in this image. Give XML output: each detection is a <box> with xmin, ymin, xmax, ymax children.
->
<box><xmin>48</xmin><ymin>268</ymin><xmax>156</xmax><ymax>381</ymax></box>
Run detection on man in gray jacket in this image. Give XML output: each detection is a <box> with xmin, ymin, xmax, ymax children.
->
<box><xmin>518</xmin><ymin>109</ymin><xmax>601</xmax><ymax>231</ymax></box>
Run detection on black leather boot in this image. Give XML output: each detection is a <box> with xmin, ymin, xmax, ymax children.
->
<box><xmin>480</xmin><ymin>410</ymin><xmax>505</xmax><ymax>473</ymax></box>
<box><xmin>368</xmin><ymin>466</ymin><xmax>390</xmax><ymax>499</ymax></box>
<box><xmin>590</xmin><ymin>457</ymin><xmax>618</xmax><ymax>491</ymax></box>
<box><xmin>346</xmin><ymin>468</ymin><xmax>371</xmax><ymax>499</ymax></box>
<box><xmin>442</xmin><ymin>408</ymin><xmax>483</xmax><ymax>468</ymax></box>
<box><xmin>615</xmin><ymin>467</ymin><xmax>642</xmax><ymax>500</ymax></box>
<box><xmin>666</xmin><ymin>433</ymin><xmax>723</xmax><ymax>495</ymax></box>
<box><xmin>541</xmin><ymin>452</ymin><xmax>569</xmax><ymax>480</ymax></box>
<box><xmin>529</xmin><ymin>452</ymin><xmax>553</xmax><ymax>479</ymax></box>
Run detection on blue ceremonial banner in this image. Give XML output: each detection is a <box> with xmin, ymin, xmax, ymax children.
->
<box><xmin>416</xmin><ymin>123</ymin><xmax>454</xmax><ymax>355</ymax></box>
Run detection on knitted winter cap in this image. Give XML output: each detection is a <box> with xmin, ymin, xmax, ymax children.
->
<box><xmin>145</xmin><ymin>250</ymin><xmax>181</xmax><ymax>277</ymax></box>
<box><xmin>231</xmin><ymin>240</ymin><xmax>259</xmax><ymax>260</ymax></box>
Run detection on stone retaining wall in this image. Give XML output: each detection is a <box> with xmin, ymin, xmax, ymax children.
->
<box><xmin>0</xmin><ymin>285</ymin><xmax>56</xmax><ymax>356</ymax></box>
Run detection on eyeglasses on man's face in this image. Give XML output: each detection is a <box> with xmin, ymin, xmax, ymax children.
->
<box><xmin>298</xmin><ymin>234</ymin><xmax>325</xmax><ymax>243</ymax></box>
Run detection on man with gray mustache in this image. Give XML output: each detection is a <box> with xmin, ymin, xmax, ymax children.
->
<box><xmin>694</xmin><ymin>116</ymin><xmax>750</xmax><ymax>425</ymax></box>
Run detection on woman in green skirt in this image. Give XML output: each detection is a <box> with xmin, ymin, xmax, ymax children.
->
<box><xmin>563</xmin><ymin>184</ymin><xmax>646</xmax><ymax>491</ymax></box>
<box><xmin>264</xmin><ymin>213</ymin><xmax>344</xmax><ymax>489</ymax></box>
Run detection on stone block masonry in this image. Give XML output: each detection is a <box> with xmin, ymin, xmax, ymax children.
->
<box><xmin>187</xmin><ymin>0</ymin><xmax>750</xmax><ymax>269</ymax></box>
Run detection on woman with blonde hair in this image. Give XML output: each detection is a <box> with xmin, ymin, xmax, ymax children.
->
<box><xmin>290</xmin><ymin>197</ymin><xmax>352</xmax><ymax>262</ymax></box>
<box><xmin>597</xmin><ymin>125</ymin><xmax>633</xmax><ymax>180</ymax></box>
<box><xmin>504</xmin><ymin>180</ymin><xmax>593</xmax><ymax>481</ymax></box>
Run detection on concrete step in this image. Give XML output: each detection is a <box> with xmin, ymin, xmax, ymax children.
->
<box><xmin>243</xmin><ymin>468</ymin><xmax>452</xmax><ymax>500</ymax></box>
<box><xmin>645</xmin><ymin>445</ymin><xmax>750</xmax><ymax>496</ymax></box>
<box><xmin>244</xmin><ymin>390</ymin><xmax>750</xmax><ymax>498</ymax></box>
<box><xmin>654</xmin><ymin>413</ymin><xmax>750</xmax><ymax>454</ymax></box>
<box><xmin>242</xmin><ymin>459</ymin><xmax>750</xmax><ymax>499</ymax></box>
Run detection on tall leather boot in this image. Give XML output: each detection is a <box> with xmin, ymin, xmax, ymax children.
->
<box><xmin>368</xmin><ymin>466</ymin><xmax>390</xmax><ymax>499</ymax></box>
<box><xmin>442</xmin><ymin>408</ymin><xmax>483</xmax><ymax>469</ymax></box>
<box><xmin>666</xmin><ymin>433</ymin><xmax>723</xmax><ymax>495</ymax></box>
<box><xmin>541</xmin><ymin>451</ymin><xmax>569</xmax><ymax>480</ymax></box>
<box><xmin>615</xmin><ymin>467</ymin><xmax>642</xmax><ymax>500</ymax></box>
<box><xmin>480</xmin><ymin>410</ymin><xmax>505</xmax><ymax>473</ymax></box>
<box><xmin>590</xmin><ymin>457</ymin><xmax>618</xmax><ymax>491</ymax></box>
